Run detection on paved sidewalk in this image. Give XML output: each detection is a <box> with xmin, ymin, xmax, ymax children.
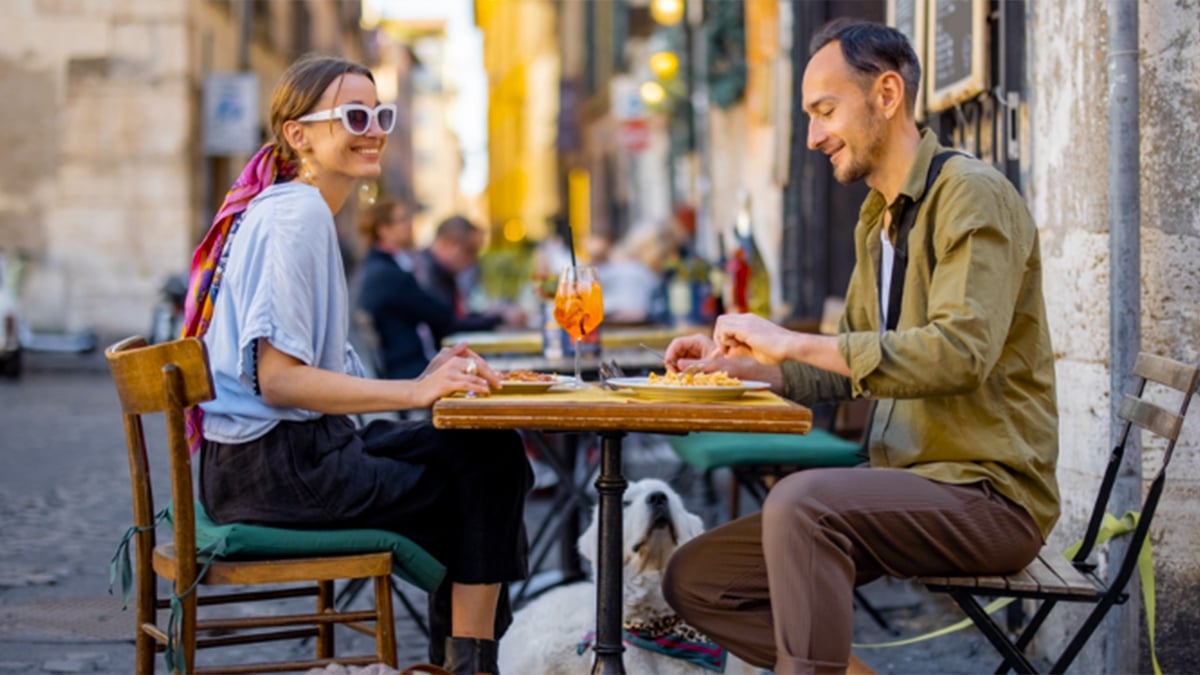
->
<box><xmin>0</xmin><ymin>357</ymin><xmax>1038</xmax><ymax>673</ymax></box>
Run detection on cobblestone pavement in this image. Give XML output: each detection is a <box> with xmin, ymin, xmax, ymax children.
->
<box><xmin>0</xmin><ymin>353</ymin><xmax>1040</xmax><ymax>673</ymax></box>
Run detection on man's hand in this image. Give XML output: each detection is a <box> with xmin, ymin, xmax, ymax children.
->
<box><xmin>711</xmin><ymin>313</ymin><xmax>797</xmax><ymax>365</ymax></box>
<box><xmin>710</xmin><ymin>313</ymin><xmax>850</xmax><ymax>377</ymax></box>
<box><xmin>663</xmin><ymin>333</ymin><xmax>717</xmax><ymax>373</ymax></box>
<box><xmin>664</xmin><ymin>330</ymin><xmax>785</xmax><ymax>391</ymax></box>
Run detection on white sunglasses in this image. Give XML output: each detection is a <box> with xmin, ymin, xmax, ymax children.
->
<box><xmin>296</xmin><ymin>103</ymin><xmax>397</xmax><ymax>135</ymax></box>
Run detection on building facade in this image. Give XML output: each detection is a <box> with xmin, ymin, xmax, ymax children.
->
<box><xmin>0</xmin><ymin>0</ymin><xmax>362</xmax><ymax>336</ymax></box>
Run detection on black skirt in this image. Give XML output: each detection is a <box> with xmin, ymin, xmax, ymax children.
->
<box><xmin>200</xmin><ymin>414</ymin><xmax>531</xmax><ymax>585</ymax></box>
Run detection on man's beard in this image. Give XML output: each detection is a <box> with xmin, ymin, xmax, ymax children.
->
<box><xmin>833</xmin><ymin>105</ymin><xmax>886</xmax><ymax>185</ymax></box>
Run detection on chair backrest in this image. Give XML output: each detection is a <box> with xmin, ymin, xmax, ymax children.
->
<box><xmin>1075</xmin><ymin>352</ymin><xmax>1199</xmax><ymax>587</ymax></box>
<box><xmin>107</xmin><ymin>336</ymin><xmax>215</xmax><ymax>584</ymax></box>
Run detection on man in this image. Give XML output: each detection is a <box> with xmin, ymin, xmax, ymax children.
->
<box><xmin>661</xmin><ymin>19</ymin><xmax>1059</xmax><ymax>675</ymax></box>
<box><xmin>416</xmin><ymin>215</ymin><xmax>524</xmax><ymax>344</ymax></box>
<box><xmin>355</xmin><ymin>198</ymin><xmax>453</xmax><ymax>379</ymax></box>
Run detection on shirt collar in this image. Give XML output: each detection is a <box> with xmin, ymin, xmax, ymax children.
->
<box><xmin>858</xmin><ymin>127</ymin><xmax>945</xmax><ymax>224</ymax></box>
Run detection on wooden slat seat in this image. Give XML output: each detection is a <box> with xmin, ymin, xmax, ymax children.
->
<box><xmin>921</xmin><ymin>550</ymin><xmax>1102</xmax><ymax>601</ymax></box>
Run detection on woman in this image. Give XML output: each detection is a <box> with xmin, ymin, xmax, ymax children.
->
<box><xmin>183</xmin><ymin>55</ymin><xmax>529</xmax><ymax>675</ymax></box>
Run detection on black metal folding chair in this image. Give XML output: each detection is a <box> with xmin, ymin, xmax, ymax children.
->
<box><xmin>921</xmin><ymin>352</ymin><xmax>1198</xmax><ymax>673</ymax></box>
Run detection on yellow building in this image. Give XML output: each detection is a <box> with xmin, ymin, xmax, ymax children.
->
<box><xmin>474</xmin><ymin>0</ymin><xmax>560</xmax><ymax>245</ymax></box>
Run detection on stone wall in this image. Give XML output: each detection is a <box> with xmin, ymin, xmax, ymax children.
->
<box><xmin>1030</xmin><ymin>0</ymin><xmax>1200</xmax><ymax>671</ymax></box>
<box><xmin>0</xmin><ymin>0</ymin><xmax>360</xmax><ymax>337</ymax></box>
<box><xmin>0</xmin><ymin>1</ymin><xmax>193</xmax><ymax>335</ymax></box>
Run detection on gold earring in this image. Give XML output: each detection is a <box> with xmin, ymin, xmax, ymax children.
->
<box><xmin>299</xmin><ymin>157</ymin><xmax>317</xmax><ymax>185</ymax></box>
<box><xmin>359</xmin><ymin>181</ymin><xmax>378</xmax><ymax>206</ymax></box>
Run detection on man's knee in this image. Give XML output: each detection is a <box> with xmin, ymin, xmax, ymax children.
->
<box><xmin>762</xmin><ymin>469</ymin><xmax>830</xmax><ymax>528</ymax></box>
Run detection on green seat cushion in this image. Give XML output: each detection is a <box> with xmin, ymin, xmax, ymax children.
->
<box><xmin>668</xmin><ymin>429</ymin><xmax>863</xmax><ymax>472</ymax></box>
<box><xmin>171</xmin><ymin>502</ymin><xmax>445</xmax><ymax>593</ymax></box>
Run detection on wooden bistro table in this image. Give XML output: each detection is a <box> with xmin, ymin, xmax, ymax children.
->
<box><xmin>433</xmin><ymin>384</ymin><xmax>812</xmax><ymax>674</ymax></box>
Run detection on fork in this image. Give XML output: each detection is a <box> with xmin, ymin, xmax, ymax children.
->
<box><xmin>597</xmin><ymin>361</ymin><xmax>621</xmax><ymax>390</ymax></box>
<box><xmin>639</xmin><ymin>343</ymin><xmax>702</xmax><ymax>375</ymax></box>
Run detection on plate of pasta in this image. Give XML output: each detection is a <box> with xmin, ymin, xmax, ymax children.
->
<box><xmin>605</xmin><ymin>372</ymin><xmax>771</xmax><ymax>402</ymax></box>
<box><xmin>491</xmin><ymin>370</ymin><xmax>570</xmax><ymax>394</ymax></box>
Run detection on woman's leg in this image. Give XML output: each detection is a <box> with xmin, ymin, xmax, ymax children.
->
<box><xmin>357</xmin><ymin>422</ymin><xmax>531</xmax><ymax>671</ymax></box>
<box><xmin>451</xmin><ymin>583</ymin><xmax>501</xmax><ymax>639</ymax></box>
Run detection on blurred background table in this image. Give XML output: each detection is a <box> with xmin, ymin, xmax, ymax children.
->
<box><xmin>443</xmin><ymin>324</ymin><xmax>707</xmax><ymax>356</ymax></box>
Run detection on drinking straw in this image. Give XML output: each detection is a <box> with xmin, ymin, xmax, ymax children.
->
<box><xmin>565</xmin><ymin>219</ymin><xmax>578</xmax><ymax>268</ymax></box>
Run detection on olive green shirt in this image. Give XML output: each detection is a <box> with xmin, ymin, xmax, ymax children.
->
<box><xmin>782</xmin><ymin>129</ymin><xmax>1060</xmax><ymax>538</ymax></box>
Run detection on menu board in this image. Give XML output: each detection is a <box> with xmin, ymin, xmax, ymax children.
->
<box><xmin>926</xmin><ymin>0</ymin><xmax>987</xmax><ymax>112</ymax></box>
<box><xmin>886</xmin><ymin>0</ymin><xmax>926</xmax><ymax>119</ymax></box>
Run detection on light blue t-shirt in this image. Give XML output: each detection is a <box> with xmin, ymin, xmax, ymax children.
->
<box><xmin>200</xmin><ymin>181</ymin><xmax>365</xmax><ymax>443</ymax></box>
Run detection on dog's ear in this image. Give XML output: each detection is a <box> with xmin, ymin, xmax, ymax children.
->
<box><xmin>677</xmin><ymin>508</ymin><xmax>705</xmax><ymax>544</ymax></box>
<box><xmin>577</xmin><ymin>503</ymin><xmax>600</xmax><ymax>570</ymax></box>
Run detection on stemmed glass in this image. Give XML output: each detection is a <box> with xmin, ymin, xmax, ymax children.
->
<box><xmin>553</xmin><ymin>265</ymin><xmax>604</xmax><ymax>387</ymax></box>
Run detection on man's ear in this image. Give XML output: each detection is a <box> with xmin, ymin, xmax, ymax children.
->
<box><xmin>875</xmin><ymin>71</ymin><xmax>906</xmax><ymax>120</ymax></box>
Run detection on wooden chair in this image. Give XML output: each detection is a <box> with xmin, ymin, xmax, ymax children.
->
<box><xmin>107</xmin><ymin>336</ymin><xmax>442</xmax><ymax>674</ymax></box>
<box><xmin>920</xmin><ymin>352</ymin><xmax>1199</xmax><ymax>674</ymax></box>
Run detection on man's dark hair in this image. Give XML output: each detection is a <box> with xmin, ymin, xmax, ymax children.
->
<box><xmin>435</xmin><ymin>215</ymin><xmax>480</xmax><ymax>244</ymax></box>
<box><xmin>809</xmin><ymin>18</ymin><xmax>921</xmax><ymax>114</ymax></box>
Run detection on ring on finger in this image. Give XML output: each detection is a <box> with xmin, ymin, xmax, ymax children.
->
<box><xmin>465</xmin><ymin>358</ymin><xmax>478</xmax><ymax>376</ymax></box>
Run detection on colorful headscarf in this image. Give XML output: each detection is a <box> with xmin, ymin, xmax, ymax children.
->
<box><xmin>181</xmin><ymin>143</ymin><xmax>292</xmax><ymax>453</ymax></box>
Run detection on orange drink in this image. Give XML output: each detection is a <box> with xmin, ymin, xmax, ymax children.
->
<box><xmin>553</xmin><ymin>265</ymin><xmax>604</xmax><ymax>386</ymax></box>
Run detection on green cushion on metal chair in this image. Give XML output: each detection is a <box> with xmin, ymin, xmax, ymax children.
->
<box><xmin>668</xmin><ymin>429</ymin><xmax>863</xmax><ymax>472</ymax></box>
<box><xmin>181</xmin><ymin>501</ymin><xmax>446</xmax><ymax>593</ymax></box>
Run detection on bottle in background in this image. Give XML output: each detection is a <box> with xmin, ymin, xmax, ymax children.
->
<box><xmin>729</xmin><ymin>189</ymin><xmax>771</xmax><ymax>317</ymax></box>
<box><xmin>705</xmin><ymin>235</ymin><xmax>727</xmax><ymax>322</ymax></box>
<box><xmin>541</xmin><ymin>301</ymin><xmax>563</xmax><ymax>359</ymax></box>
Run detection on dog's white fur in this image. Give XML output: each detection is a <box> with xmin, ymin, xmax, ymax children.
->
<box><xmin>499</xmin><ymin>478</ymin><xmax>754</xmax><ymax>675</ymax></box>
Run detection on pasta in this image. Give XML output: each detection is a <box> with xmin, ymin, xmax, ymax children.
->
<box><xmin>647</xmin><ymin>370</ymin><xmax>743</xmax><ymax>387</ymax></box>
<box><xmin>501</xmin><ymin>369</ymin><xmax>556</xmax><ymax>383</ymax></box>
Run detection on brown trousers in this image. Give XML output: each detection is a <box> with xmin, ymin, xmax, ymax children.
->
<box><xmin>662</xmin><ymin>467</ymin><xmax>1042</xmax><ymax>674</ymax></box>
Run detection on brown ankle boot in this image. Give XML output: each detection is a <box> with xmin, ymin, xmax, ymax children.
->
<box><xmin>444</xmin><ymin>637</ymin><xmax>499</xmax><ymax>675</ymax></box>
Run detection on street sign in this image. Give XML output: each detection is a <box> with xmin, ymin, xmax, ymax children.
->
<box><xmin>202</xmin><ymin>73</ymin><xmax>260</xmax><ymax>156</ymax></box>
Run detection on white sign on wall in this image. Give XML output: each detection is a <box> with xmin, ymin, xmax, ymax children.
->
<box><xmin>202</xmin><ymin>73</ymin><xmax>260</xmax><ymax>156</ymax></box>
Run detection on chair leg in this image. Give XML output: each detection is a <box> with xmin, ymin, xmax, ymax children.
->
<box><xmin>1050</xmin><ymin>592</ymin><xmax>1125</xmax><ymax>674</ymax></box>
<box><xmin>179</xmin><ymin>589</ymin><xmax>197</xmax><ymax>675</ymax></box>
<box><xmin>853</xmin><ymin>589</ymin><xmax>895</xmax><ymax>634</ymax></box>
<box><xmin>135</xmin><ymin>584</ymin><xmax>157</xmax><ymax>675</ymax></box>
<box><xmin>375</xmin><ymin>574</ymin><xmax>398</xmax><ymax>667</ymax></box>
<box><xmin>946</xmin><ymin>589</ymin><xmax>1038</xmax><ymax>674</ymax></box>
<box><xmin>316</xmin><ymin>579</ymin><xmax>334</xmax><ymax>659</ymax></box>
<box><xmin>394</xmin><ymin>581</ymin><xmax>430</xmax><ymax>638</ymax></box>
<box><xmin>727</xmin><ymin>470</ymin><xmax>740</xmax><ymax>521</ymax></box>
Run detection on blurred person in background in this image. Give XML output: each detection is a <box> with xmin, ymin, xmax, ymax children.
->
<box><xmin>183</xmin><ymin>54</ymin><xmax>530</xmax><ymax>674</ymax></box>
<box><xmin>355</xmin><ymin>197</ymin><xmax>445</xmax><ymax>379</ymax></box>
<box><xmin>594</xmin><ymin>227</ymin><xmax>671</xmax><ymax>325</ymax></box>
<box><xmin>416</xmin><ymin>215</ymin><xmax>525</xmax><ymax>344</ymax></box>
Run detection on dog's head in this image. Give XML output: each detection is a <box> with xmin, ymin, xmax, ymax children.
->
<box><xmin>577</xmin><ymin>477</ymin><xmax>705</xmax><ymax>577</ymax></box>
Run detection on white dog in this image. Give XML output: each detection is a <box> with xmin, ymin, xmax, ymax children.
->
<box><xmin>499</xmin><ymin>478</ymin><xmax>755</xmax><ymax>675</ymax></box>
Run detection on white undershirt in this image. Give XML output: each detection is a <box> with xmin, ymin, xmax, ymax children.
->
<box><xmin>879</xmin><ymin>225</ymin><xmax>895</xmax><ymax>332</ymax></box>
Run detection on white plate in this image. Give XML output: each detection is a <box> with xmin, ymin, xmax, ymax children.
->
<box><xmin>491</xmin><ymin>375</ymin><xmax>572</xmax><ymax>395</ymax></box>
<box><xmin>604</xmin><ymin>376</ymin><xmax>771</xmax><ymax>402</ymax></box>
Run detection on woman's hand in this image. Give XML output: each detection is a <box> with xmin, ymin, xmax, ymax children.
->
<box><xmin>412</xmin><ymin>353</ymin><xmax>497</xmax><ymax>406</ymax></box>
